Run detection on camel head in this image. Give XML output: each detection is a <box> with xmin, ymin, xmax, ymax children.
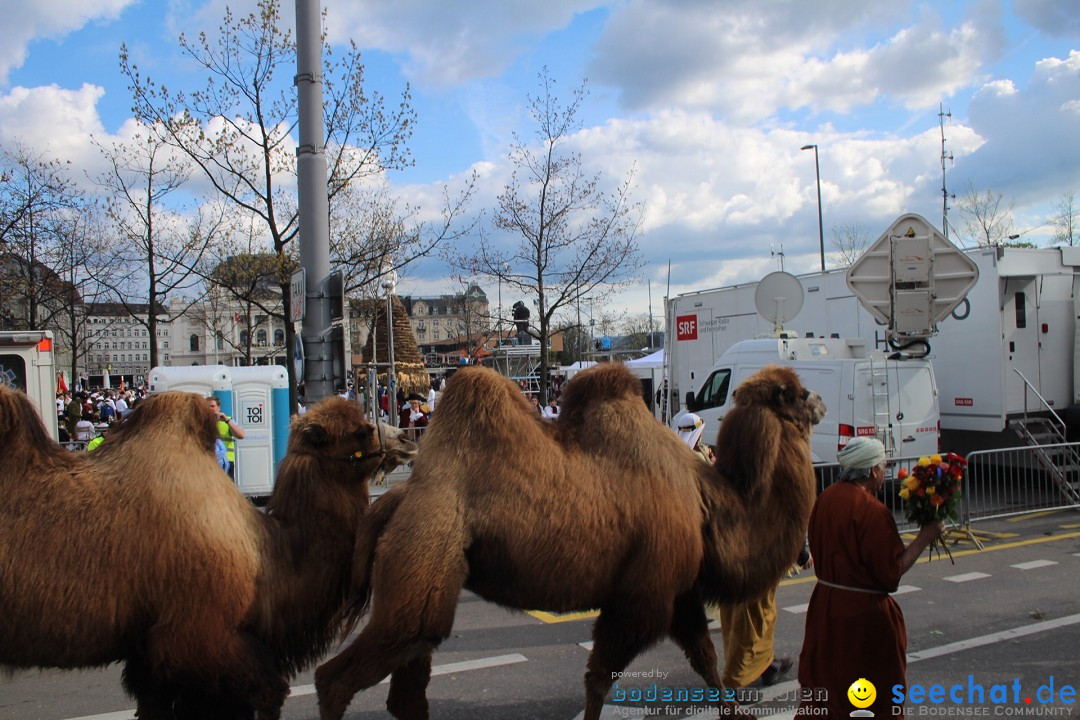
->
<box><xmin>730</xmin><ymin>365</ymin><xmax>826</xmax><ymax>438</ymax></box>
<box><xmin>288</xmin><ymin>398</ymin><xmax>418</xmax><ymax>477</ymax></box>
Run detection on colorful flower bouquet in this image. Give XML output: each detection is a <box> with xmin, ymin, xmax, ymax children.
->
<box><xmin>897</xmin><ymin>453</ymin><xmax>967</xmax><ymax>562</ymax></box>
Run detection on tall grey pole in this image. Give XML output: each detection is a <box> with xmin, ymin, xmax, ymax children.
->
<box><xmin>295</xmin><ymin>0</ymin><xmax>334</xmax><ymax>403</ymax></box>
<box><xmin>801</xmin><ymin>143</ymin><xmax>825</xmax><ymax>272</ymax></box>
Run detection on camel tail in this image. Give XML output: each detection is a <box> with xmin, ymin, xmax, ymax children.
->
<box><xmin>337</xmin><ymin>486</ymin><xmax>407</xmax><ymax>639</ymax></box>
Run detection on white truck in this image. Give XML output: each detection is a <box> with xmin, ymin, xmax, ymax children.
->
<box><xmin>683</xmin><ymin>336</ymin><xmax>940</xmax><ymax>463</ymax></box>
<box><xmin>668</xmin><ymin>243</ymin><xmax>1080</xmax><ymax>453</ymax></box>
<box><xmin>0</xmin><ymin>330</ymin><xmax>60</xmax><ymax>441</ymax></box>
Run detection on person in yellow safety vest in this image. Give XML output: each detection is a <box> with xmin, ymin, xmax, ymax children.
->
<box><xmin>207</xmin><ymin>396</ymin><xmax>246</xmax><ymax>477</ymax></box>
<box><xmin>86</xmin><ymin>434</ymin><xmax>105</xmax><ymax>451</ymax></box>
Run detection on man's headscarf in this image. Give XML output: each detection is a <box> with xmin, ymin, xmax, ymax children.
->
<box><xmin>676</xmin><ymin>412</ymin><xmax>704</xmax><ymax>450</ymax></box>
<box><xmin>837</xmin><ymin>436</ymin><xmax>886</xmax><ymax>471</ymax></box>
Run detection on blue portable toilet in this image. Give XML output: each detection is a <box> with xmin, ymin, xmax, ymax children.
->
<box><xmin>229</xmin><ymin>365</ymin><xmax>290</xmax><ymax>497</ymax></box>
<box><xmin>149</xmin><ymin>365</ymin><xmax>234</xmax><ymax>409</ymax></box>
<box><xmin>149</xmin><ymin>365</ymin><xmax>289</xmax><ymax>499</ymax></box>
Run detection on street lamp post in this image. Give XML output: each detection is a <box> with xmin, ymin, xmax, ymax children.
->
<box><xmin>801</xmin><ymin>144</ymin><xmax>825</xmax><ymax>272</ymax></box>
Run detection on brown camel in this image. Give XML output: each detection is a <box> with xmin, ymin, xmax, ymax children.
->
<box><xmin>0</xmin><ymin>387</ymin><xmax>417</xmax><ymax>720</ymax></box>
<box><xmin>315</xmin><ymin>363</ymin><xmax>825</xmax><ymax>720</ymax></box>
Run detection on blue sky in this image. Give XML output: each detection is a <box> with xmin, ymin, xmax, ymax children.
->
<box><xmin>1</xmin><ymin>0</ymin><xmax>1078</xmax><ymax>322</ymax></box>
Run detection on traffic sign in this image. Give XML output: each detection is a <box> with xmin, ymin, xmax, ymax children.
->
<box><xmin>290</xmin><ymin>268</ymin><xmax>306</xmax><ymax>324</ymax></box>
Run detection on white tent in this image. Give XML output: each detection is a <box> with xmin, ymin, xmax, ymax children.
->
<box><xmin>624</xmin><ymin>349</ymin><xmax>664</xmax><ymax>368</ymax></box>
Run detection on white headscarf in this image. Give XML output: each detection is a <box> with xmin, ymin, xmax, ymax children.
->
<box><xmin>676</xmin><ymin>412</ymin><xmax>704</xmax><ymax>450</ymax></box>
<box><xmin>837</xmin><ymin>436</ymin><xmax>886</xmax><ymax>471</ymax></box>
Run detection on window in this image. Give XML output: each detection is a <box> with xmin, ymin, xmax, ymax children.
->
<box><xmin>0</xmin><ymin>354</ymin><xmax>27</xmax><ymax>391</ymax></box>
<box><xmin>189</xmin><ymin>334</ymin><xmax>200</xmax><ymax>352</ymax></box>
<box><xmin>1014</xmin><ymin>292</ymin><xmax>1027</xmax><ymax>329</ymax></box>
<box><xmin>256</xmin><ymin>329</ymin><xmax>268</xmax><ymax>345</ymax></box>
<box><xmin>694</xmin><ymin>368</ymin><xmax>733</xmax><ymax>411</ymax></box>
<box><xmin>274</xmin><ymin>329</ymin><xmax>284</xmax><ymax>346</ymax></box>
<box><xmin>163</xmin><ymin>341</ymin><xmax>169</xmax><ymax>350</ymax></box>
<box><xmin>240</xmin><ymin>330</ymin><xmax>248</xmax><ymax>345</ymax></box>
<box><xmin>216</xmin><ymin>332</ymin><xmax>224</xmax><ymax>351</ymax></box>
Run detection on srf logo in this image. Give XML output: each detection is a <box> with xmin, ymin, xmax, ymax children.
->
<box><xmin>676</xmin><ymin>314</ymin><xmax>698</xmax><ymax>341</ymax></box>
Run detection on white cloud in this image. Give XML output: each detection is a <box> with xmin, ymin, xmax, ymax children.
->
<box><xmin>953</xmin><ymin>49</ymin><xmax>1080</xmax><ymax>203</ymax></box>
<box><xmin>0</xmin><ymin>0</ymin><xmax>135</xmax><ymax>84</ymax></box>
<box><xmin>0</xmin><ymin>83</ymin><xmax>108</xmax><ymax>178</ymax></box>
<box><xmin>1014</xmin><ymin>0</ymin><xmax>1080</xmax><ymax>38</ymax></box>
<box><xmin>320</xmin><ymin>0</ymin><xmax>604</xmax><ymax>89</ymax></box>
<box><xmin>587</xmin><ymin>0</ymin><xmax>998</xmax><ymax>121</ymax></box>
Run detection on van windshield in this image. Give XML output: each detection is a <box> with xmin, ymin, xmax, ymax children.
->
<box><xmin>695</xmin><ymin>368</ymin><xmax>732</xmax><ymax>410</ymax></box>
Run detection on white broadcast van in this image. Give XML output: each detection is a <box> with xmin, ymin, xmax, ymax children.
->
<box><xmin>0</xmin><ymin>329</ymin><xmax>60</xmax><ymax>442</ymax></box>
<box><xmin>684</xmin><ymin>336</ymin><xmax>940</xmax><ymax>464</ymax></box>
<box><xmin>666</xmin><ymin>214</ymin><xmax>1080</xmax><ymax>456</ymax></box>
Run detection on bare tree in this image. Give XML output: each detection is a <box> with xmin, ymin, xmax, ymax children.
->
<box><xmin>50</xmin><ymin>207</ymin><xmax>114</xmax><ymax>385</ymax></box>
<box><xmin>331</xmin><ymin>178</ymin><xmax>475</xmax><ymax>302</ymax></box>
<box><xmin>830</xmin><ymin>219</ymin><xmax>873</xmax><ymax>267</ymax></box>
<box><xmin>0</xmin><ymin>143</ymin><xmax>79</xmax><ymax>331</ymax></box>
<box><xmin>446</xmin><ymin>69</ymin><xmax>644</xmax><ymax>403</ymax></box>
<box><xmin>955</xmin><ymin>183</ymin><xmax>1016</xmax><ymax>247</ymax></box>
<box><xmin>93</xmin><ymin>132</ymin><xmax>224</xmax><ymax>368</ymax></box>
<box><xmin>121</xmin><ymin>0</ymin><xmax>417</xmax><ymax>409</ymax></box>
<box><xmin>1049</xmin><ymin>192</ymin><xmax>1078</xmax><ymax>247</ymax></box>
<box><xmin>204</xmin><ymin>251</ymin><xmax>292</xmax><ymax>366</ymax></box>
<box><xmin>617</xmin><ymin>312</ymin><xmax>660</xmax><ymax>352</ymax></box>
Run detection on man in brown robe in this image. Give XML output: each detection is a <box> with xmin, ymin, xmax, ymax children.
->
<box><xmin>797</xmin><ymin>437</ymin><xmax>942</xmax><ymax>718</ymax></box>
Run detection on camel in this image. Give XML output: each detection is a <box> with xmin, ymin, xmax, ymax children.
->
<box><xmin>314</xmin><ymin>363</ymin><xmax>825</xmax><ymax>720</ymax></box>
<box><xmin>0</xmin><ymin>386</ymin><xmax>417</xmax><ymax>720</ymax></box>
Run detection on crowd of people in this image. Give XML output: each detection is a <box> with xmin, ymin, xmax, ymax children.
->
<box><xmin>55</xmin><ymin>387</ymin><xmax>145</xmax><ymax>444</ymax></box>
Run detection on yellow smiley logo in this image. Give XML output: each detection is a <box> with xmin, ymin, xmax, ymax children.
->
<box><xmin>847</xmin><ymin>678</ymin><xmax>877</xmax><ymax>709</ymax></box>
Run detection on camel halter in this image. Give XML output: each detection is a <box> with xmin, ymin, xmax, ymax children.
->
<box><xmin>332</xmin><ymin>448</ymin><xmax>387</xmax><ymax>463</ymax></box>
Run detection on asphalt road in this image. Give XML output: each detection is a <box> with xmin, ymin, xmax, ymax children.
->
<box><xmin>2</xmin><ymin>510</ymin><xmax>1079</xmax><ymax>720</ymax></box>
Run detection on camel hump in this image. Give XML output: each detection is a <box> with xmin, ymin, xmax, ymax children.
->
<box><xmin>558</xmin><ymin>363</ymin><xmax>642</xmax><ymax>420</ymax></box>
<box><xmin>435</xmin><ymin>366</ymin><xmax>531</xmax><ymax>422</ymax></box>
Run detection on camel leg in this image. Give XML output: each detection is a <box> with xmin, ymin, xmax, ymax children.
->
<box><xmin>316</xmin><ymin>579</ymin><xmax>461</xmax><ymax>720</ymax></box>
<box><xmin>583</xmin><ymin>602</ymin><xmax>671</xmax><ymax>720</ymax></box>
<box><xmin>122</xmin><ymin>659</ymin><xmax>177</xmax><ymax>720</ymax></box>
<box><xmin>669</xmin><ymin>593</ymin><xmax>723</xmax><ymax>688</ymax></box>
<box><xmin>316</xmin><ymin>628</ymin><xmax>441</xmax><ymax>720</ymax></box>
<box><xmin>669</xmin><ymin>594</ymin><xmax>748</xmax><ymax>718</ymax></box>
<box><xmin>386</xmin><ymin>654</ymin><xmax>433</xmax><ymax>719</ymax></box>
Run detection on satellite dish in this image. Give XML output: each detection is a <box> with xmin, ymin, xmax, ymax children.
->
<box><xmin>754</xmin><ymin>271</ymin><xmax>804</xmax><ymax>332</ymax></box>
<box><xmin>846</xmin><ymin>212</ymin><xmax>979</xmax><ymax>350</ymax></box>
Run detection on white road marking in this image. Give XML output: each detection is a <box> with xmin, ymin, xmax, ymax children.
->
<box><xmin>289</xmin><ymin>652</ymin><xmax>529</xmax><ymax>696</ymax></box>
<box><xmin>1012</xmin><ymin>559</ymin><xmax>1058</xmax><ymax>570</ymax></box>
<box><xmin>905</xmin><ymin>612</ymin><xmax>1080</xmax><ymax>662</ymax></box>
<box><xmin>573</xmin><ymin>614</ymin><xmax>1080</xmax><ymax>719</ymax></box>
<box><xmin>944</xmin><ymin>571</ymin><xmax>992</xmax><ymax>582</ymax></box>
<box><xmin>61</xmin><ymin>653</ymin><xmax>529</xmax><ymax>720</ymax></box>
<box><xmin>783</xmin><ymin>603</ymin><xmax>809</xmax><ymax>614</ymax></box>
<box><xmin>56</xmin><ymin>614</ymin><xmax>1080</xmax><ymax>720</ymax></box>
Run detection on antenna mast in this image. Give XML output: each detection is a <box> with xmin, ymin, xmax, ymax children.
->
<box><xmin>770</xmin><ymin>243</ymin><xmax>785</xmax><ymax>271</ymax></box>
<box><xmin>939</xmin><ymin>103</ymin><xmax>955</xmax><ymax>241</ymax></box>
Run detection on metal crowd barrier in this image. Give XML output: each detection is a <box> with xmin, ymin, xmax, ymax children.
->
<box><xmin>961</xmin><ymin>443</ymin><xmax>1080</xmax><ymax>522</ymax></box>
<box><xmin>814</xmin><ymin>443</ymin><xmax>1080</xmax><ymax>534</ymax></box>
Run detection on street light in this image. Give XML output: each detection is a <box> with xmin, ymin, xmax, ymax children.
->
<box><xmin>801</xmin><ymin>144</ymin><xmax>825</xmax><ymax>272</ymax></box>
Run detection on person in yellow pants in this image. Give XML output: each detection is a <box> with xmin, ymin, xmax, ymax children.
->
<box><xmin>718</xmin><ymin>587</ymin><xmax>789</xmax><ymax>689</ymax></box>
